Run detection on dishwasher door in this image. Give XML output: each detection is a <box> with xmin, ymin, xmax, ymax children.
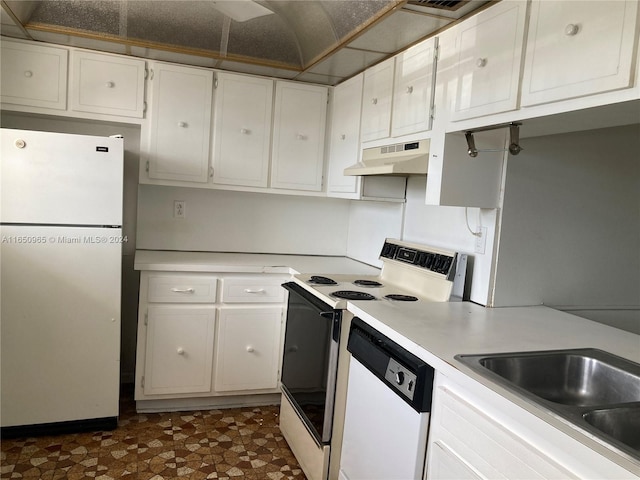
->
<box><xmin>339</xmin><ymin>317</ymin><xmax>434</xmax><ymax>480</ymax></box>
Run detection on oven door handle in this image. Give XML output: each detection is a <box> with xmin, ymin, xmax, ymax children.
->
<box><xmin>321</xmin><ymin>311</ymin><xmax>342</xmax><ymax>342</ymax></box>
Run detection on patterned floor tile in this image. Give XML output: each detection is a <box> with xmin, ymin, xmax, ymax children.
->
<box><xmin>1</xmin><ymin>388</ymin><xmax>306</xmax><ymax>479</ymax></box>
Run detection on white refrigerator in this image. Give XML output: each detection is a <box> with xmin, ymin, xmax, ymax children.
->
<box><xmin>1</xmin><ymin>128</ymin><xmax>123</xmax><ymax>435</ymax></box>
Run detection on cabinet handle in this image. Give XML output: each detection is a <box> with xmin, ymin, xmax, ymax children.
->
<box><xmin>371</xmin><ymin>98</ymin><xmax>378</xmax><ymax>105</ymax></box>
<box><xmin>296</xmin><ymin>134</ymin><xmax>307</xmax><ymax>140</ymax></box>
<box><xmin>24</xmin><ymin>70</ymin><xmax>33</xmax><ymax>78</ymax></box>
<box><xmin>105</xmin><ymin>81</ymin><xmax>115</xmax><ymax>88</ymax></box>
<box><xmin>240</xmin><ymin>128</ymin><xmax>251</xmax><ymax>135</ymax></box>
<box><xmin>406</xmin><ymin>86</ymin><xmax>414</xmax><ymax>94</ymax></box>
<box><xmin>178</xmin><ymin>121</ymin><xmax>188</xmax><ymax>128</ymax></box>
<box><xmin>564</xmin><ymin>23</ymin><xmax>579</xmax><ymax>36</ymax></box>
<box><xmin>476</xmin><ymin>58</ymin><xmax>487</xmax><ymax>68</ymax></box>
<box><xmin>244</xmin><ymin>288</ymin><xmax>265</xmax><ymax>294</ymax></box>
<box><xmin>171</xmin><ymin>287</ymin><xmax>195</xmax><ymax>293</ymax></box>
<box><xmin>246</xmin><ymin>346</ymin><xmax>255</xmax><ymax>353</ymax></box>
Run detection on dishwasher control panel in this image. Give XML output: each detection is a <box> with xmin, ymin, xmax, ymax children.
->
<box><xmin>384</xmin><ymin>357</ymin><xmax>417</xmax><ymax>400</ymax></box>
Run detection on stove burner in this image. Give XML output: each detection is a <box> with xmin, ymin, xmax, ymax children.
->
<box><xmin>331</xmin><ymin>290</ymin><xmax>376</xmax><ymax>301</ymax></box>
<box><xmin>353</xmin><ymin>279</ymin><xmax>383</xmax><ymax>288</ymax></box>
<box><xmin>385</xmin><ymin>294</ymin><xmax>419</xmax><ymax>302</ymax></box>
<box><xmin>308</xmin><ymin>275</ymin><xmax>337</xmax><ymax>285</ymax></box>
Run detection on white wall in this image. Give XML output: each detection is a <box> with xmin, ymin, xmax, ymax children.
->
<box><xmin>346</xmin><ymin>200</ymin><xmax>404</xmax><ymax>267</ymax></box>
<box><xmin>403</xmin><ymin>176</ymin><xmax>498</xmax><ymax>305</ymax></box>
<box><xmin>493</xmin><ymin>125</ymin><xmax>640</xmax><ymax>332</ymax></box>
<box><xmin>136</xmin><ymin>185</ymin><xmax>351</xmax><ymax>255</ymax></box>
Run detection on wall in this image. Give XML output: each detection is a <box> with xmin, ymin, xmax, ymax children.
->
<box><xmin>1</xmin><ymin>111</ymin><xmax>141</xmax><ymax>382</ymax></box>
<box><xmin>493</xmin><ymin>125</ymin><xmax>640</xmax><ymax>333</ymax></box>
<box><xmin>136</xmin><ymin>185</ymin><xmax>351</xmax><ymax>255</ymax></box>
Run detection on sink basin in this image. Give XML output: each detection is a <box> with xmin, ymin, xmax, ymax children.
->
<box><xmin>583</xmin><ymin>406</ymin><xmax>640</xmax><ymax>451</ymax></box>
<box><xmin>476</xmin><ymin>350</ymin><xmax>640</xmax><ymax>406</ymax></box>
<box><xmin>455</xmin><ymin>348</ymin><xmax>640</xmax><ymax>461</ymax></box>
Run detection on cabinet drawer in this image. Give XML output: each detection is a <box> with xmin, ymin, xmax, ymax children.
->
<box><xmin>148</xmin><ymin>275</ymin><xmax>218</xmax><ymax>303</ymax></box>
<box><xmin>220</xmin><ymin>276</ymin><xmax>286</xmax><ymax>303</ymax></box>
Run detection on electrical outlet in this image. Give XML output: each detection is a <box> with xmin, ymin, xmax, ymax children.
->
<box><xmin>174</xmin><ymin>200</ymin><xmax>186</xmax><ymax>219</ymax></box>
<box><xmin>474</xmin><ymin>226</ymin><xmax>487</xmax><ymax>254</ymax></box>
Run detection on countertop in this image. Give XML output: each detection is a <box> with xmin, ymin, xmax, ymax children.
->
<box><xmin>134</xmin><ymin>250</ymin><xmax>381</xmax><ymax>276</ymax></box>
<box><xmin>348</xmin><ymin>299</ymin><xmax>640</xmax><ymax>476</ymax></box>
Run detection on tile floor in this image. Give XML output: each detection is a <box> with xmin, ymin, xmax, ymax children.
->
<box><xmin>1</xmin><ymin>387</ymin><xmax>306</xmax><ymax>479</ymax></box>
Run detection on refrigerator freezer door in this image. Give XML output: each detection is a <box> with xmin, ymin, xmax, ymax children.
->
<box><xmin>0</xmin><ymin>129</ymin><xmax>123</xmax><ymax>226</ymax></box>
<box><xmin>0</xmin><ymin>225</ymin><xmax>122</xmax><ymax>427</ymax></box>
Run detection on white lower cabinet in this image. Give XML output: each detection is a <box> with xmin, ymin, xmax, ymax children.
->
<box><xmin>215</xmin><ymin>306</ymin><xmax>283</xmax><ymax>392</ymax></box>
<box><xmin>426</xmin><ymin>372</ymin><xmax>636</xmax><ymax>479</ymax></box>
<box><xmin>135</xmin><ymin>271</ymin><xmax>286</xmax><ymax>409</ymax></box>
<box><xmin>143</xmin><ymin>305</ymin><xmax>216</xmax><ymax>396</ymax></box>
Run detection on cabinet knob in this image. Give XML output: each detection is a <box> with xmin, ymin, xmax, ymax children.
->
<box><xmin>177</xmin><ymin>347</ymin><xmax>185</xmax><ymax>355</ymax></box>
<box><xmin>240</xmin><ymin>128</ymin><xmax>251</xmax><ymax>135</ymax></box>
<box><xmin>105</xmin><ymin>81</ymin><xmax>115</xmax><ymax>88</ymax></box>
<box><xmin>564</xmin><ymin>23</ymin><xmax>579</xmax><ymax>36</ymax></box>
<box><xmin>246</xmin><ymin>346</ymin><xmax>255</xmax><ymax>353</ymax></box>
<box><xmin>24</xmin><ymin>70</ymin><xmax>33</xmax><ymax>78</ymax></box>
<box><xmin>476</xmin><ymin>58</ymin><xmax>487</xmax><ymax>68</ymax></box>
<box><xmin>406</xmin><ymin>86</ymin><xmax>414</xmax><ymax>94</ymax></box>
<box><xmin>340</xmin><ymin>134</ymin><xmax>346</xmax><ymax>140</ymax></box>
<box><xmin>371</xmin><ymin>98</ymin><xmax>378</xmax><ymax>105</ymax></box>
<box><xmin>178</xmin><ymin>121</ymin><xmax>188</xmax><ymax>128</ymax></box>
<box><xmin>296</xmin><ymin>134</ymin><xmax>307</xmax><ymax>140</ymax></box>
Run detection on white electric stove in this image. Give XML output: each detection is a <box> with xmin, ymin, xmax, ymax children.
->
<box><xmin>292</xmin><ymin>238</ymin><xmax>467</xmax><ymax>309</ymax></box>
<box><xmin>279</xmin><ymin>239</ymin><xmax>468</xmax><ymax>480</ymax></box>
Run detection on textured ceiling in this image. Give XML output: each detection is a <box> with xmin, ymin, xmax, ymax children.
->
<box><xmin>1</xmin><ymin>0</ymin><xmax>491</xmax><ymax>85</ymax></box>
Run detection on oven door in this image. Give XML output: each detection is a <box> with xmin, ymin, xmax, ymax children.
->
<box><xmin>281</xmin><ymin>282</ymin><xmax>341</xmax><ymax>445</ymax></box>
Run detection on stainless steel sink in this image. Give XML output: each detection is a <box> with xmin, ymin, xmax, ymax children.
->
<box><xmin>455</xmin><ymin>348</ymin><xmax>640</xmax><ymax>461</ymax></box>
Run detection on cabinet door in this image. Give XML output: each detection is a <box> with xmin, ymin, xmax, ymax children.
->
<box><xmin>271</xmin><ymin>82</ymin><xmax>328</xmax><ymax>191</ymax></box>
<box><xmin>327</xmin><ymin>74</ymin><xmax>363</xmax><ymax>197</ymax></box>
<box><xmin>392</xmin><ymin>38</ymin><xmax>437</xmax><ymax>137</ymax></box>
<box><xmin>212</xmin><ymin>72</ymin><xmax>273</xmax><ymax>187</ymax></box>
<box><xmin>147</xmin><ymin>63</ymin><xmax>213</xmax><ymax>183</ymax></box>
<box><xmin>360</xmin><ymin>58</ymin><xmax>394</xmax><ymax>142</ymax></box>
<box><xmin>1</xmin><ymin>40</ymin><xmax>67</xmax><ymax>110</ymax></box>
<box><xmin>521</xmin><ymin>0</ymin><xmax>638</xmax><ymax>106</ymax></box>
<box><xmin>143</xmin><ymin>305</ymin><xmax>215</xmax><ymax>395</ymax></box>
<box><xmin>215</xmin><ymin>306</ymin><xmax>283</xmax><ymax>392</ymax></box>
<box><xmin>451</xmin><ymin>1</ymin><xmax>527</xmax><ymax>121</ymax></box>
<box><xmin>70</xmin><ymin>51</ymin><xmax>146</xmax><ymax>118</ymax></box>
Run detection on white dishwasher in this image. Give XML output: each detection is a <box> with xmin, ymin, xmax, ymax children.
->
<box><xmin>339</xmin><ymin>317</ymin><xmax>435</xmax><ymax>480</ymax></box>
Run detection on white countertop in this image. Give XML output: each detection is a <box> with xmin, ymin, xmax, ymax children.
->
<box><xmin>348</xmin><ymin>300</ymin><xmax>640</xmax><ymax>475</ymax></box>
<box><xmin>134</xmin><ymin>250</ymin><xmax>381</xmax><ymax>276</ymax></box>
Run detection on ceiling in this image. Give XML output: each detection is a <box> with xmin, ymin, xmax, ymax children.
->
<box><xmin>0</xmin><ymin>0</ymin><xmax>491</xmax><ymax>86</ymax></box>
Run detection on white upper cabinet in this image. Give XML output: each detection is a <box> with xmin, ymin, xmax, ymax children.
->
<box><xmin>211</xmin><ymin>72</ymin><xmax>274</xmax><ymax>188</ymax></box>
<box><xmin>70</xmin><ymin>51</ymin><xmax>146</xmax><ymax>118</ymax></box>
<box><xmin>1</xmin><ymin>40</ymin><xmax>68</xmax><ymax>110</ymax></box>
<box><xmin>271</xmin><ymin>81</ymin><xmax>328</xmax><ymax>192</ymax></box>
<box><xmin>521</xmin><ymin>0</ymin><xmax>639</xmax><ymax>106</ymax></box>
<box><xmin>391</xmin><ymin>37</ymin><xmax>437</xmax><ymax>137</ymax></box>
<box><xmin>147</xmin><ymin>62</ymin><xmax>213</xmax><ymax>183</ymax></box>
<box><xmin>360</xmin><ymin>58</ymin><xmax>395</xmax><ymax>142</ymax></box>
<box><xmin>327</xmin><ymin>74</ymin><xmax>363</xmax><ymax>197</ymax></box>
<box><xmin>451</xmin><ymin>1</ymin><xmax>527</xmax><ymax>121</ymax></box>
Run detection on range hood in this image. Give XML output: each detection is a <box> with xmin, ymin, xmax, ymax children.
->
<box><xmin>344</xmin><ymin>139</ymin><xmax>430</xmax><ymax>176</ymax></box>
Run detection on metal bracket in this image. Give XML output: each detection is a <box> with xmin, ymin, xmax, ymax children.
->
<box><xmin>465</xmin><ymin>122</ymin><xmax>523</xmax><ymax>157</ymax></box>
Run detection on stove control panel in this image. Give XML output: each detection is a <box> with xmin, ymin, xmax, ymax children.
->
<box><xmin>380</xmin><ymin>240</ymin><xmax>455</xmax><ymax>276</ymax></box>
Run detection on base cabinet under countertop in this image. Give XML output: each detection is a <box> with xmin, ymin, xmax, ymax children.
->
<box><xmin>134</xmin><ymin>271</ymin><xmax>287</xmax><ymax>411</ymax></box>
<box><xmin>425</xmin><ymin>371</ymin><xmax>638</xmax><ymax>479</ymax></box>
